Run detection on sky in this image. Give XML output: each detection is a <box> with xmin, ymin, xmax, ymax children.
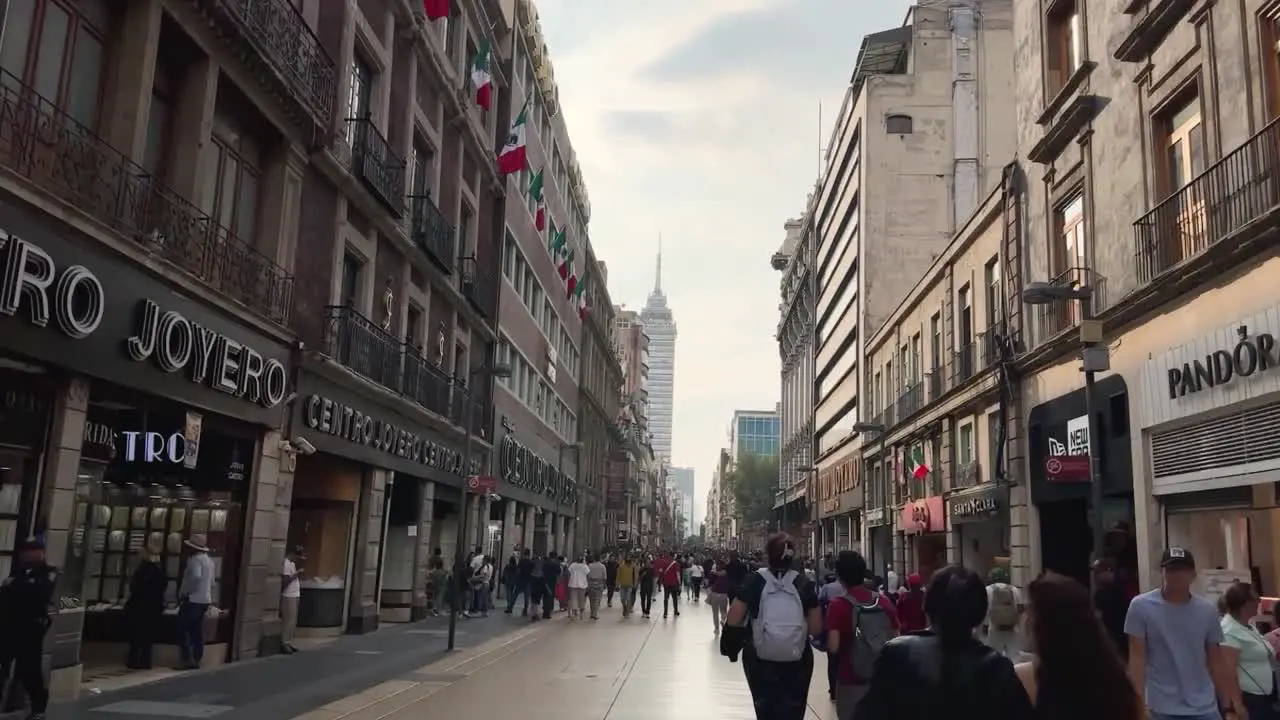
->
<box><xmin>534</xmin><ymin>0</ymin><xmax>911</xmax><ymax>521</ymax></box>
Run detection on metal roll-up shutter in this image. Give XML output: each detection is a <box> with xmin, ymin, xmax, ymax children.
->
<box><xmin>1151</xmin><ymin>400</ymin><xmax>1280</xmax><ymax>482</ymax></box>
<box><xmin>1162</xmin><ymin>486</ymin><xmax>1254</xmax><ymax>513</ymax></box>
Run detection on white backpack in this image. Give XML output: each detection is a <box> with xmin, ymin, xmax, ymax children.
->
<box><xmin>751</xmin><ymin>568</ymin><xmax>808</xmax><ymax>662</ymax></box>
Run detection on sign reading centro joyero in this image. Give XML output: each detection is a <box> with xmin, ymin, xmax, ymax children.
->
<box><xmin>303</xmin><ymin>394</ymin><xmax>478</xmax><ymax>476</ymax></box>
<box><xmin>498</xmin><ymin>434</ymin><xmax>577</xmax><ymax>506</ymax></box>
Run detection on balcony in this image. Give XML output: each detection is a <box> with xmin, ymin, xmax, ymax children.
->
<box><xmin>895</xmin><ymin>381</ymin><xmax>923</xmax><ymax>423</ymax></box>
<box><xmin>205</xmin><ymin>0</ymin><xmax>337</xmax><ymax>132</ymax></box>
<box><xmin>408</xmin><ymin>194</ymin><xmax>456</xmax><ymax>273</ymax></box>
<box><xmin>1134</xmin><ymin>117</ymin><xmax>1280</xmax><ymax>286</ymax></box>
<box><xmin>0</xmin><ymin>70</ymin><xmax>294</xmax><ymax>324</ymax></box>
<box><xmin>954</xmin><ymin>461</ymin><xmax>981</xmax><ymax>490</ymax></box>
<box><xmin>324</xmin><ymin>305</ymin><xmax>487</xmax><ymax>427</ymax></box>
<box><xmin>1036</xmin><ymin>267</ymin><xmax>1108</xmax><ymax>340</ymax></box>
<box><xmin>980</xmin><ymin>329</ymin><xmax>1001</xmax><ymax>369</ymax></box>
<box><xmin>952</xmin><ymin>341</ymin><xmax>977</xmax><ymax>385</ymax></box>
<box><xmin>925</xmin><ymin>370</ymin><xmax>944</xmax><ymax>403</ymax></box>
<box><xmin>459</xmin><ymin>256</ymin><xmax>496</xmax><ymax>320</ymax></box>
<box><xmin>344</xmin><ymin>118</ymin><xmax>405</xmax><ymax>217</ymax></box>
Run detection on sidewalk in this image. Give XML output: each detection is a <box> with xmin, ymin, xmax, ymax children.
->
<box><xmin>289</xmin><ymin>596</ymin><xmax>836</xmax><ymax>720</ymax></box>
<box><xmin>53</xmin><ymin>610</ymin><xmax>548</xmax><ymax>720</ymax></box>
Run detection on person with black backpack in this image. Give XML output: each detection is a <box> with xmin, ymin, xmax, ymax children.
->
<box><xmin>825</xmin><ymin>551</ymin><xmax>899</xmax><ymax>719</ymax></box>
<box><xmin>721</xmin><ymin>533</ymin><xmax>822</xmax><ymax>720</ymax></box>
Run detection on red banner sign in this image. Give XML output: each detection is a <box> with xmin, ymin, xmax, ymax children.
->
<box><xmin>466</xmin><ymin>475</ymin><xmax>497</xmax><ymax>494</ymax></box>
<box><xmin>1044</xmin><ymin>455</ymin><xmax>1090</xmax><ymax>483</ymax></box>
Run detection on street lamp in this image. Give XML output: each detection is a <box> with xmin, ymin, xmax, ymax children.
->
<box><xmin>447</xmin><ymin>362</ymin><xmax>511</xmax><ymax>652</ymax></box>
<box><xmin>851</xmin><ymin>422</ymin><xmax>887</xmax><ymax>573</ymax></box>
<box><xmin>559</xmin><ymin>441</ymin><xmax>583</xmax><ymax>555</ymax></box>
<box><xmin>1022</xmin><ymin>276</ymin><xmax>1107</xmax><ymax>592</ymax></box>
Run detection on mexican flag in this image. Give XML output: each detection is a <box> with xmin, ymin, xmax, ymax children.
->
<box><xmin>470</xmin><ymin>40</ymin><xmax>492</xmax><ymax>110</ymax></box>
<box><xmin>423</xmin><ymin>0</ymin><xmax>449</xmax><ymax>20</ymax></box>
<box><xmin>909</xmin><ymin>444</ymin><xmax>931</xmax><ymax>481</ymax></box>
<box><xmin>574</xmin><ymin>273</ymin><xmax>588</xmax><ymax>320</ymax></box>
<box><xmin>528</xmin><ymin>170</ymin><xmax>546</xmax><ymax>231</ymax></box>
<box><xmin>566</xmin><ymin>259</ymin><xmax>579</xmax><ymax>298</ymax></box>
<box><xmin>557</xmin><ymin>246</ymin><xmax>575</xmax><ymax>281</ymax></box>
<box><xmin>549</xmin><ymin>226</ymin><xmax>566</xmax><ymax>263</ymax></box>
<box><xmin>496</xmin><ymin>103</ymin><xmax>528</xmax><ymax>176</ymax></box>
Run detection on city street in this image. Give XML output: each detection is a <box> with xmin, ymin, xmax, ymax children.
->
<box><xmin>288</xmin><ymin>597</ymin><xmax>835</xmax><ymax>720</ymax></box>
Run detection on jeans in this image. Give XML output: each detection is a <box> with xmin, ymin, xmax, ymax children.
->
<box><xmin>541</xmin><ymin>582</ymin><xmax>556</xmax><ymax>619</ymax></box>
<box><xmin>0</xmin><ymin>630</ymin><xmax>48</xmax><ymax>713</ymax></box>
<box><xmin>708</xmin><ymin>592</ymin><xmax>728</xmax><ymax>630</ymax></box>
<box><xmin>470</xmin><ymin>586</ymin><xmax>489</xmax><ymax>614</ymax></box>
<box><xmin>506</xmin><ymin>581</ymin><xmax>529</xmax><ymax>614</ymax></box>
<box><xmin>619</xmin><ymin>587</ymin><xmax>635</xmax><ymax>615</ymax></box>
<box><xmin>639</xmin><ymin>585</ymin><xmax>654</xmax><ymax>615</ymax></box>
<box><xmin>587</xmin><ymin>587</ymin><xmax>602</xmax><ymax>618</ymax></box>
<box><xmin>177</xmin><ymin>602</ymin><xmax>208</xmax><ymax>667</ymax></box>
<box><xmin>691</xmin><ymin>580</ymin><xmax>702</xmax><ymax>600</ymax></box>
<box><xmin>743</xmin><ymin>650</ymin><xmax>814</xmax><ymax>720</ymax></box>
<box><xmin>606</xmin><ymin>584</ymin><xmax>616</xmax><ymax>606</ymax></box>
<box><xmin>663</xmin><ymin>585</ymin><xmax>680</xmax><ymax>616</ymax></box>
<box><xmin>280</xmin><ymin>596</ymin><xmax>299</xmax><ymax>647</ymax></box>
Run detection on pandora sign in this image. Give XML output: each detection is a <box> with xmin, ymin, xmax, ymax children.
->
<box><xmin>0</xmin><ymin>230</ymin><xmax>288</xmax><ymax>409</ymax></box>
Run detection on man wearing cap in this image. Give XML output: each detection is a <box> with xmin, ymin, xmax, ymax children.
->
<box><xmin>176</xmin><ymin>534</ymin><xmax>215</xmax><ymax>671</ymax></box>
<box><xmin>1126</xmin><ymin>547</ymin><xmax>1243</xmax><ymax>720</ymax></box>
<box><xmin>280</xmin><ymin>546</ymin><xmax>305</xmax><ymax>654</ymax></box>
<box><xmin>0</xmin><ymin>538</ymin><xmax>57</xmax><ymax>719</ymax></box>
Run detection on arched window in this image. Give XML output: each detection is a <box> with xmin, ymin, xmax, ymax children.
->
<box><xmin>886</xmin><ymin>114</ymin><xmax>914</xmax><ymax>134</ymax></box>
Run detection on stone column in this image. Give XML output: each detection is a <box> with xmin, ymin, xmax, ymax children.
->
<box><xmin>241</xmin><ymin>427</ymin><xmax>287</xmax><ymax>659</ymax></box>
<box><xmin>522</xmin><ymin>505</ymin><xmax>535</xmax><ymax>551</ymax></box>
<box><xmin>411</xmin><ymin>482</ymin><xmax>436</xmax><ymax>620</ymax></box>
<box><xmin>565</xmin><ymin>518</ymin><xmax>576</xmax><ymax>557</ymax></box>
<box><xmin>551</xmin><ymin>513</ymin><xmax>564</xmax><ymax>555</ymax></box>
<box><xmin>101</xmin><ymin>0</ymin><xmax>160</xmax><ymax>160</ymax></box>
<box><xmin>42</xmin><ymin>377</ymin><xmax>88</xmax><ymax>701</ymax></box>
<box><xmin>348</xmin><ymin>468</ymin><xmax>388</xmax><ymax>634</ymax></box>
<box><xmin>502</xmin><ymin>500</ymin><xmax>517</xmax><ymax>557</ymax></box>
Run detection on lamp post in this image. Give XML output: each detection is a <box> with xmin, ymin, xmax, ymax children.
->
<box><xmin>1022</xmin><ymin>277</ymin><xmax>1106</xmax><ymax>593</ymax></box>
<box><xmin>559</xmin><ymin>441</ymin><xmax>583</xmax><ymax>555</ymax></box>
<box><xmin>852</xmin><ymin>422</ymin><xmax>887</xmax><ymax>573</ymax></box>
<box><xmin>447</xmin><ymin>362</ymin><xmax>511</xmax><ymax>652</ymax></box>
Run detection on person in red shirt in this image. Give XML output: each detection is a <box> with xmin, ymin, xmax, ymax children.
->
<box><xmin>826</xmin><ymin>550</ymin><xmax>899</xmax><ymax>718</ymax></box>
<box><xmin>653</xmin><ymin>553</ymin><xmax>682</xmax><ymax>618</ymax></box>
<box><xmin>895</xmin><ymin>573</ymin><xmax>927</xmax><ymax>633</ymax></box>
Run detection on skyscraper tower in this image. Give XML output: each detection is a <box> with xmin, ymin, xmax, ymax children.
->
<box><xmin>641</xmin><ymin>243</ymin><xmax>677</xmax><ymax>462</ymax></box>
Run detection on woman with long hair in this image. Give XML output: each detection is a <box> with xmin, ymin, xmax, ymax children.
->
<box><xmin>854</xmin><ymin>565</ymin><xmax>1032</xmax><ymax>720</ymax></box>
<box><xmin>1016</xmin><ymin>572</ymin><xmax>1142</xmax><ymax>720</ymax></box>
<box><xmin>1218</xmin><ymin>581</ymin><xmax>1278</xmax><ymax>720</ymax></box>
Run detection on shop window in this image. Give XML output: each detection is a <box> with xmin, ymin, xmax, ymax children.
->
<box><xmin>0</xmin><ymin>373</ymin><xmax>52</xmax><ymax>581</ymax></box>
<box><xmin>1167</xmin><ymin>509</ymin><xmax>1255</xmax><ymax>592</ymax></box>
<box><xmin>0</xmin><ymin>0</ymin><xmax>112</xmax><ymax>128</ymax></box>
<box><xmin>1045</xmin><ymin>0</ymin><xmax>1083</xmax><ymax>96</ymax></box>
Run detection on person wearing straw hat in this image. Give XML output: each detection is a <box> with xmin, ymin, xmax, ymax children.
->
<box><xmin>176</xmin><ymin>534</ymin><xmax>214</xmax><ymax>670</ymax></box>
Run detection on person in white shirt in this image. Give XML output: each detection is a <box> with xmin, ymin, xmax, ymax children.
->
<box><xmin>689</xmin><ymin>561</ymin><xmax>704</xmax><ymax>602</ymax></box>
<box><xmin>280</xmin><ymin>546</ymin><xmax>305</xmax><ymax>654</ymax></box>
<box><xmin>467</xmin><ymin>556</ymin><xmax>494</xmax><ymax>617</ymax></box>
<box><xmin>567</xmin><ymin>556</ymin><xmax>590</xmax><ymax>620</ymax></box>
<box><xmin>177</xmin><ymin>534</ymin><xmax>216</xmax><ymax>670</ymax></box>
<box><xmin>983</xmin><ymin>567</ymin><xmax>1024</xmax><ymax>658</ymax></box>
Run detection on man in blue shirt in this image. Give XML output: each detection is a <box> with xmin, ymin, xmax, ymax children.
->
<box><xmin>1125</xmin><ymin>547</ymin><xmax>1241</xmax><ymax>720</ymax></box>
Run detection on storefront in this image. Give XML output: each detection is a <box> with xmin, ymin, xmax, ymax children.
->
<box><xmin>864</xmin><ymin>507</ymin><xmax>892</xmax><ymax>579</ymax></box>
<box><xmin>1140</xmin><ymin>309</ymin><xmax>1280</xmax><ymax>598</ymax></box>
<box><xmin>947</xmin><ymin>482</ymin><xmax>1009</xmax><ymax>578</ymax></box>
<box><xmin>292</xmin><ymin>369</ymin><xmax>479</xmax><ymax>630</ymax></box>
<box><xmin>1027</xmin><ymin>374</ymin><xmax>1133</xmax><ymax>586</ymax></box>
<box><xmin>495</xmin><ymin>417</ymin><xmax>580</xmax><ymax>555</ymax></box>
<box><xmin>0</xmin><ymin>196</ymin><xmax>293</xmax><ymax>687</ymax></box>
<box><xmin>815</xmin><ymin>453</ymin><xmax>862</xmax><ymax>557</ymax></box>
<box><xmin>899</xmin><ymin>496</ymin><xmax>946</xmax><ymax>579</ymax></box>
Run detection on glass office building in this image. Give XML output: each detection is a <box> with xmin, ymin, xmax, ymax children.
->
<box><xmin>731</xmin><ymin>409</ymin><xmax>781</xmax><ymax>460</ymax></box>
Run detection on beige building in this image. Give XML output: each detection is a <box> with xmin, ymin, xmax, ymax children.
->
<box><xmin>813</xmin><ymin>0</ymin><xmax>1016</xmax><ymax>564</ymax></box>
<box><xmin>1010</xmin><ymin>0</ymin><xmax>1280</xmax><ymax>590</ymax></box>
<box><xmin>857</xmin><ymin>185</ymin><xmax>1021</xmax><ymax>580</ymax></box>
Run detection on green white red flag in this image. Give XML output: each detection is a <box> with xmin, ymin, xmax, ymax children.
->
<box><xmin>574</xmin><ymin>271</ymin><xmax>588</xmax><ymax>320</ymax></box>
<box><xmin>528</xmin><ymin>170</ymin><xmax>546</xmax><ymax>231</ymax></box>
<box><xmin>497</xmin><ymin>103</ymin><xmax>528</xmax><ymax>176</ymax></box>
<box><xmin>909</xmin><ymin>444</ymin><xmax>931</xmax><ymax>480</ymax></box>
<box><xmin>470</xmin><ymin>40</ymin><xmax>492</xmax><ymax>110</ymax></box>
<box><xmin>557</xmin><ymin>246</ymin><xmax>574</xmax><ymax>282</ymax></box>
<box><xmin>549</xmin><ymin>226</ymin><xmax>566</xmax><ymax>264</ymax></box>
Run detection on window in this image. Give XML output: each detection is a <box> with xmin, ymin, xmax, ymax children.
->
<box><xmin>406</xmin><ymin>304</ymin><xmax>423</xmax><ymax>347</ymax></box>
<box><xmin>503</xmin><ymin>231</ymin><xmax>518</xmax><ymax>281</ymax></box>
<box><xmin>872</xmin><ymin>370</ymin><xmax>882</xmax><ymax>415</ymax></box>
<box><xmin>958</xmin><ymin>423</ymin><xmax>975</xmax><ymax>466</ymax></box>
<box><xmin>885</xmin><ymin>114</ymin><xmax>913</xmax><ymax>134</ymax></box>
<box><xmin>910</xmin><ymin>333</ymin><xmax>921</xmax><ymax>382</ymax></box>
<box><xmin>984</xmin><ymin>256</ymin><xmax>1001</xmax><ymax>328</ymax></box>
<box><xmin>143</xmin><ymin>60</ymin><xmax>178</xmax><ymax>177</ymax></box>
<box><xmin>1263</xmin><ymin>10</ymin><xmax>1280</xmax><ymax>118</ymax></box>
<box><xmin>1164</xmin><ymin>94</ymin><xmax>1205</xmax><ymax>193</ymax></box>
<box><xmin>930</xmin><ymin>313</ymin><xmax>941</xmax><ymax>371</ymax></box>
<box><xmin>409</xmin><ymin>137</ymin><xmax>434</xmax><ymax>197</ymax></box>
<box><xmin>347</xmin><ymin>55</ymin><xmax>373</xmax><ymax>120</ymax></box>
<box><xmin>459</xmin><ymin>205</ymin><xmax>473</xmax><ymax>256</ymax></box>
<box><xmin>957</xmin><ymin>284</ymin><xmax>973</xmax><ymax>345</ymax></box>
<box><xmin>1046</xmin><ymin>0</ymin><xmax>1083</xmax><ymax>95</ymax></box>
<box><xmin>340</xmin><ymin>252</ymin><xmax>363</xmax><ymax>307</ymax></box>
<box><xmin>987</xmin><ymin>411</ymin><xmax>1002</xmax><ymax>480</ymax></box>
<box><xmin>204</xmin><ymin>106</ymin><xmax>262</xmax><ymax>242</ymax></box>
<box><xmin>0</xmin><ymin>0</ymin><xmax>110</xmax><ymax>127</ymax></box>
<box><xmin>444</xmin><ymin>14</ymin><xmax>458</xmax><ymax>62</ymax></box>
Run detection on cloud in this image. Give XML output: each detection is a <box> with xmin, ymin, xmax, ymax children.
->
<box><xmin>602</xmin><ymin>110</ymin><xmax>681</xmax><ymax>142</ymax></box>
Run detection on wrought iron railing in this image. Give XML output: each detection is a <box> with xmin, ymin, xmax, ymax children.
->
<box><xmin>1035</xmin><ymin>267</ymin><xmax>1107</xmax><ymax>340</ymax></box>
<box><xmin>952</xmin><ymin>341</ymin><xmax>977</xmax><ymax>385</ymax></box>
<box><xmin>980</xmin><ymin>329</ymin><xmax>1001</xmax><ymax>369</ymax></box>
<box><xmin>954</xmin><ymin>460</ymin><xmax>981</xmax><ymax>489</ymax></box>
<box><xmin>408</xmin><ymin>193</ymin><xmax>456</xmax><ymax>272</ymax></box>
<box><xmin>1134</xmin><ymin>115</ymin><xmax>1280</xmax><ymax>284</ymax></box>
<box><xmin>459</xmin><ymin>255</ymin><xmax>497</xmax><ymax>319</ymax></box>
<box><xmin>324</xmin><ymin>306</ymin><xmax>490</xmax><ymax>428</ymax></box>
<box><xmin>0</xmin><ymin>69</ymin><xmax>295</xmax><ymax>324</ymax></box>
<box><xmin>925</xmin><ymin>370</ymin><xmax>944</xmax><ymax>403</ymax></box>
<box><xmin>209</xmin><ymin>0</ymin><xmax>337</xmax><ymax>127</ymax></box>
<box><xmin>895</xmin><ymin>381</ymin><xmax>923</xmax><ymax>423</ymax></box>
<box><xmin>345</xmin><ymin>117</ymin><xmax>406</xmax><ymax>216</ymax></box>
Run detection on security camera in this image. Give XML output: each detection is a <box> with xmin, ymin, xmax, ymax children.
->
<box><xmin>490</xmin><ymin>493</ymin><xmax>503</xmax><ymax>502</ymax></box>
<box><xmin>290</xmin><ymin>437</ymin><xmax>317</xmax><ymax>455</ymax></box>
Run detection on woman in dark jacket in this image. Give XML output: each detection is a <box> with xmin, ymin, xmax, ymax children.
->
<box><xmin>854</xmin><ymin>565</ymin><xmax>1033</xmax><ymax>720</ymax></box>
<box><xmin>124</xmin><ymin>542</ymin><xmax>167</xmax><ymax>669</ymax></box>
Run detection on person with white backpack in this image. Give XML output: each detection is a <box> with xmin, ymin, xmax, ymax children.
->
<box><xmin>721</xmin><ymin>534</ymin><xmax>822</xmax><ymax>720</ymax></box>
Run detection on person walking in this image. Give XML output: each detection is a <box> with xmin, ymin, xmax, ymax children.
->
<box><xmin>638</xmin><ymin>554</ymin><xmax>656</xmax><ymax>619</ymax></box>
<box><xmin>708</xmin><ymin>556</ymin><xmax>734</xmax><ymax>633</ymax></box>
<box><xmin>528</xmin><ymin>553</ymin><xmax>545</xmax><ymax>622</ymax></box>
<box><xmin>279</xmin><ymin>546</ymin><xmax>305</xmax><ymax>655</ymax></box>
<box><xmin>657</xmin><ymin>553</ymin><xmax>682</xmax><ymax>619</ymax></box>
<box><xmin>1218</xmin><ymin>581</ymin><xmax>1277</xmax><ymax>720</ymax></box>
<box><xmin>176</xmin><ymin>534</ymin><xmax>215</xmax><ymax>671</ymax></box>
<box><xmin>894</xmin><ymin>573</ymin><xmax>927</xmax><ymax>634</ymax></box>
<box><xmin>690</xmin><ymin>559</ymin><xmax>705</xmax><ymax>602</ymax></box>
<box><xmin>983</xmin><ymin>567</ymin><xmax>1024</xmax><ymax>658</ymax></box>
<box><xmin>567</xmin><ymin>555</ymin><xmax>590</xmax><ymax>620</ymax></box>
<box><xmin>1015</xmin><ymin>572</ymin><xmax>1142</xmax><ymax>720</ymax></box>
<box><xmin>1126</xmin><ymin>547</ymin><xmax>1242</xmax><ymax>720</ymax></box>
<box><xmin>587</xmin><ymin>555</ymin><xmax>607</xmax><ymax>620</ymax></box>
<box><xmin>825</xmin><ymin>551</ymin><xmax>898</xmax><ymax>717</ymax></box>
<box><xmin>605</xmin><ymin>554</ymin><xmax>619</xmax><ymax>608</ymax></box>
<box><xmin>124</xmin><ymin>538</ymin><xmax>165</xmax><ymax>669</ymax></box>
<box><xmin>721</xmin><ymin>534</ymin><xmax>821</xmax><ymax>720</ymax></box>
<box><xmin>0</xmin><ymin>538</ymin><xmax>57</xmax><ymax>720</ymax></box>
<box><xmin>506</xmin><ymin>549</ymin><xmax>534</xmax><ymax>616</ymax></box>
<box><xmin>853</xmin><ymin>565</ymin><xmax>1034</xmax><ymax>720</ymax></box>
<box><xmin>616</xmin><ymin>554</ymin><xmax>637</xmax><ymax>617</ymax></box>
<box><xmin>540</xmin><ymin>553</ymin><xmax>562</xmax><ymax>621</ymax></box>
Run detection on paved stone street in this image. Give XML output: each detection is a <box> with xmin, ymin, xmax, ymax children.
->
<box><xmin>52</xmin><ymin>611</ymin><xmax>540</xmax><ymax>720</ymax></box>
<box><xmin>289</xmin><ymin>596</ymin><xmax>835</xmax><ymax>720</ymax></box>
